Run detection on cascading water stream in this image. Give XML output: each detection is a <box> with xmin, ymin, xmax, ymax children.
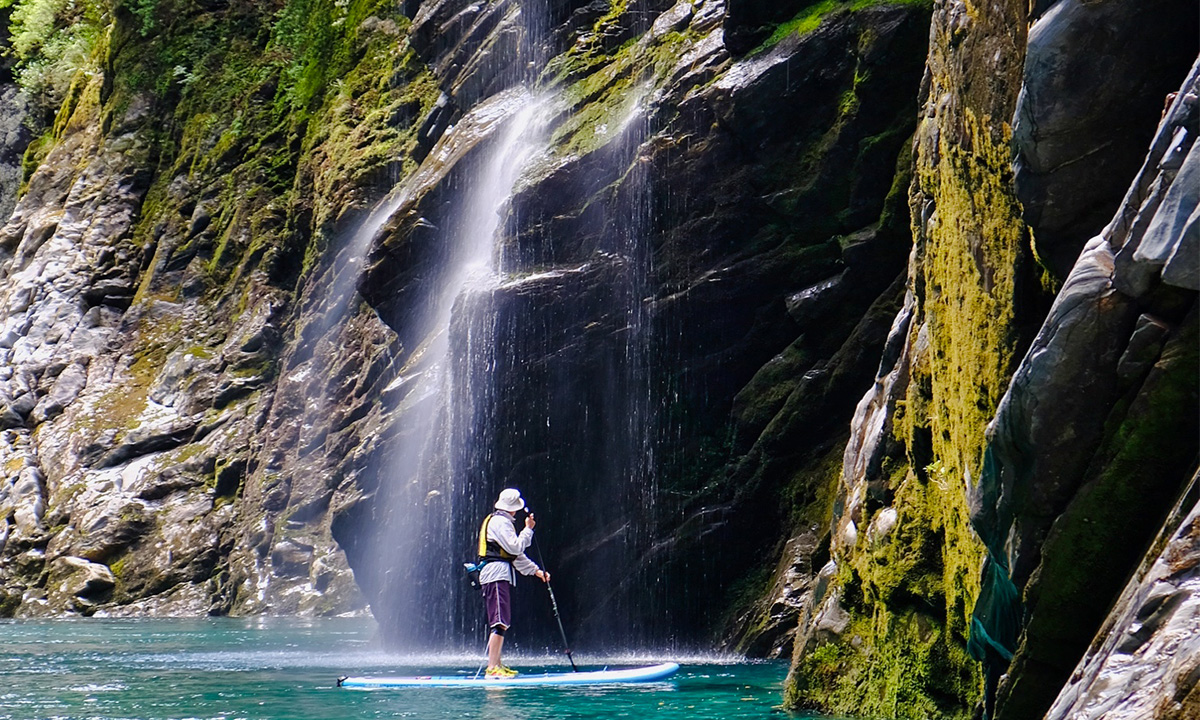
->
<box><xmin>366</xmin><ymin>91</ymin><xmax>552</xmax><ymax>648</ymax></box>
<box><xmin>359</xmin><ymin>1</ymin><xmax>670</xmax><ymax>654</ymax></box>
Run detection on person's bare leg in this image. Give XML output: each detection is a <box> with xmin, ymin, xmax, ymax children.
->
<box><xmin>487</xmin><ymin>631</ymin><xmax>504</xmax><ymax>668</ymax></box>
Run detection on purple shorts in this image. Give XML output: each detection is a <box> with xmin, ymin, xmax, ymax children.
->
<box><xmin>482</xmin><ymin>580</ymin><xmax>511</xmax><ymax>629</ymax></box>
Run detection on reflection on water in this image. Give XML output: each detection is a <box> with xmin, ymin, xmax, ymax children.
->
<box><xmin>0</xmin><ymin>617</ymin><xmax>836</xmax><ymax>720</ymax></box>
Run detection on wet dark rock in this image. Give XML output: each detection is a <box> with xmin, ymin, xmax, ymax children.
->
<box><xmin>1012</xmin><ymin>0</ymin><xmax>1199</xmax><ymax>279</ymax></box>
<box><xmin>410</xmin><ymin>0</ymin><xmax>525</xmax><ymax>108</ymax></box>
<box><xmin>785</xmin><ymin>272</ymin><xmax>847</xmax><ymax>324</ymax></box>
<box><xmin>975</xmin><ymin>62</ymin><xmax>1200</xmax><ymax>720</ymax></box>
<box><xmin>969</xmin><ymin>238</ymin><xmax>1139</xmax><ymax>584</ymax></box>
<box><xmin>1112</xmin><ymin>73</ymin><xmax>1199</xmax><ymax>295</ymax></box>
<box><xmin>360</xmin><ymin>88</ymin><xmax>531</xmax><ymax>340</ymax></box>
<box><xmin>724</xmin><ymin>0</ymin><xmax>810</xmax><ymax>55</ymax></box>
<box><xmin>0</xmin><ymin>83</ymin><xmax>34</xmax><ymax>223</ymax></box>
<box><xmin>1117</xmin><ymin>314</ymin><xmax>1170</xmax><ymax>380</ymax></box>
<box><xmin>723</xmin><ymin>529</ymin><xmax>825</xmax><ymax>658</ymax></box>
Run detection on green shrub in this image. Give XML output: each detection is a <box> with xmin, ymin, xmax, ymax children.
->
<box><xmin>2</xmin><ymin>0</ymin><xmax>105</xmax><ymax>108</ymax></box>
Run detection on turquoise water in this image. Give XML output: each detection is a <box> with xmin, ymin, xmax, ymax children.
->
<box><xmin>0</xmin><ymin>617</ymin><xmax>820</xmax><ymax>719</ymax></box>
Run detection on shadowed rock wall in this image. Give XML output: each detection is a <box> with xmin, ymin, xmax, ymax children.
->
<box><xmin>350</xmin><ymin>0</ymin><xmax>935</xmax><ymax>650</ymax></box>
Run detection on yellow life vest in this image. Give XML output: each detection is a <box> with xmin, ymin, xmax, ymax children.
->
<box><xmin>477</xmin><ymin>512</ymin><xmax>517</xmax><ymax>563</ymax></box>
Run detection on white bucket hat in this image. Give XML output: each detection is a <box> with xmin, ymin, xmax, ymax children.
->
<box><xmin>494</xmin><ymin>488</ymin><xmax>525</xmax><ymax>512</ymax></box>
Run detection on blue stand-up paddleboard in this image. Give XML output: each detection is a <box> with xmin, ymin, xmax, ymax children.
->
<box><xmin>337</xmin><ymin>662</ymin><xmax>680</xmax><ymax>688</ymax></box>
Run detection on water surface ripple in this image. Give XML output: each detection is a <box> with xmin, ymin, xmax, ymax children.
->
<box><xmin>0</xmin><ymin>617</ymin><xmax>830</xmax><ymax>719</ymax></box>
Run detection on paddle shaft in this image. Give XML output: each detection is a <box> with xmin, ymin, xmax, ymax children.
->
<box><xmin>530</xmin><ymin>519</ymin><xmax>577</xmax><ymax>672</ymax></box>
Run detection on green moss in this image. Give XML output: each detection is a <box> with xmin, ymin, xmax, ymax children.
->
<box><xmin>19</xmin><ymin>128</ymin><xmax>55</xmax><ymax>192</ymax></box>
<box><xmin>899</xmin><ymin>107</ymin><xmax>1024</xmax><ymax>629</ymax></box>
<box><xmin>82</xmin><ymin>357</ymin><xmax>153</xmax><ymax>434</ymax></box>
<box><xmin>790</xmin><ymin>609</ymin><xmax>977</xmax><ymax>719</ymax></box>
<box><xmin>163</xmin><ymin>440</ymin><xmax>207</xmax><ymax>469</ymax></box>
<box><xmin>107</xmin><ymin>0</ymin><xmax>433</xmax><ymax>309</ymax></box>
<box><xmin>550</xmin><ymin>39</ymin><xmax>641</xmax><ymax>157</ymax></box>
<box><xmin>876</xmin><ymin>134</ymin><xmax>914</xmax><ymax>233</ymax></box>
<box><xmin>542</xmin><ymin>0</ymin><xmax>631</xmax><ymax>85</ymax></box>
<box><xmin>790</xmin><ymin>70</ymin><xmax>1026</xmax><ymax>718</ymax></box>
<box><xmin>4</xmin><ymin>0</ymin><xmax>105</xmax><ymax>108</ymax></box>
<box><xmin>1027</xmin><ymin>228</ymin><xmax>1064</xmax><ymax>294</ymax></box>
<box><xmin>109</xmin><ymin>555</ymin><xmax>128</xmax><ymax>581</ymax></box>
<box><xmin>0</xmin><ymin>591</ymin><xmax>20</xmax><ymax>617</ymax></box>
<box><xmin>230</xmin><ymin>363</ymin><xmax>270</xmax><ymax>379</ymax></box>
<box><xmin>788</xmin><ymin>441</ymin><xmax>847</xmax><ymax>529</ymax></box>
<box><xmin>547</xmin><ymin>18</ymin><xmax>697</xmax><ymax>158</ymax></box>
<box><xmin>51</xmin><ymin>480</ymin><xmax>86</xmax><ymax>509</ymax></box>
<box><xmin>756</xmin><ymin>0</ymin><xmax>933</xmax><ymax>54</ymax></box>
<box><xmin>183</xmin><ymin>345</ymin><xmax>215</xmax><ymax>360</ymax></box>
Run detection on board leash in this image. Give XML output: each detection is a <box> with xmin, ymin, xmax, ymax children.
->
<box><xmin>474</xmin><ymin>617</ymin><xmax>488</xmax><ymax>679</ymax></box>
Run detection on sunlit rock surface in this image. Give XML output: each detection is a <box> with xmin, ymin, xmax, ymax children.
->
<box><xmin>969</xmin><ymin>61</ymin><xmax>1200</xmax><ymax>720</ymax></box>
<box><xmin>1044</xmin><ymin>473</ymin><xmax>1200</xmax><ymax>720</ymax></box>
<box><xmin>1012</xmin><ymin>0</ymin><xmax>1197</xmax><ymax>278</ymax></box>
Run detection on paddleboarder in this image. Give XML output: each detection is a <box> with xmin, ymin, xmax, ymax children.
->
<box><xmin>477</xmin><ymin>488</ymin><xmax>549</xmax><ymax>678</ymax></box>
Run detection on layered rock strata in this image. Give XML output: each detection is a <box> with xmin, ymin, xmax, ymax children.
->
<box><xmin>0</xmin><ymin>1</ymin><xmax>432</xmax><ymax>617</ymax></box>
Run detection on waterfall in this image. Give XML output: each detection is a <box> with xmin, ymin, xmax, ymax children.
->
<box><xmin>449</xmin><ymin>87</ymin><xmax>661</xmax><ymax>650</ymax></box>
<box><xmin>357</xmin><ymin>1</ymin><xmax>668</xmax><ymax>653</ymax></box>
<box><xmin>357</xmin><ymin>0</ymin><xmax>558</xmax><ymax>648</ymax></box>
<box><xmin>368</xmin><ymin>92</ymin><xmax>551</xmax><ymax>648</ymax></box>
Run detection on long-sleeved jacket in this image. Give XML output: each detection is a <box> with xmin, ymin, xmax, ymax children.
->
<box><xmin>479</xmin><ymin>511</ymin><xmax>540</xmax><ymax>585</ymax></box>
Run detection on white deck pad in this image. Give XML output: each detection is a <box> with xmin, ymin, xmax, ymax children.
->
<box><xmin>337</xmin><ymin>662</ymin><xmax>681</xmax><ymax>688</ymax></box>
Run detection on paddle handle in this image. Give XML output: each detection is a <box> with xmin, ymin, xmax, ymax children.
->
<box><xmin>530</xmin><ymin>519</ymin><xmax>578</xmax><ymax>672</ymax></box>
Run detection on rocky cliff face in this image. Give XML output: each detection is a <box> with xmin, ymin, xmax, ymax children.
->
<box><xmin>0</xmin><ymin>0</ymin><xmax>1196</xmax><ymax>716</ymax></box>
<box><xmin>0</xmin><ymin>0</ymin><xmax>932</xmax><ymax>643</ymax></box>
<box><xmin>781</xmin><ymin>1</ymin><xmax>1198</xmax><ymax>718</ymax></box>
<box><xmin>1034</xmin><ymin>60</ymin><xmax>1200</xmax><ymax>720</ymax></box>
<box><xmin>348</xmin><ymin>0</ymin><xmax>935</xmax><ymax>649</ymax></box>
<box><xmin>0</xmin><ymin>0</ymin><xmax>431</xmax><ymax>617</ymax></box>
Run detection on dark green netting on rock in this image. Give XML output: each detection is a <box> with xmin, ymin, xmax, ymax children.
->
<box><xmin>968</xmin><ymin>557</ymin><xmax>1019</xmax><ymax>663</ymax></box>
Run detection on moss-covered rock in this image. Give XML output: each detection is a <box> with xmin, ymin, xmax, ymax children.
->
<box><xmin>0</xmin><ymin>0</ymin><xmax>424</xmax><ymax>618</ymax></box>
<box><xmin>785</xmin><ymin>0</ymin><xmax>1036</xmax><ymax>714</ymax></box>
